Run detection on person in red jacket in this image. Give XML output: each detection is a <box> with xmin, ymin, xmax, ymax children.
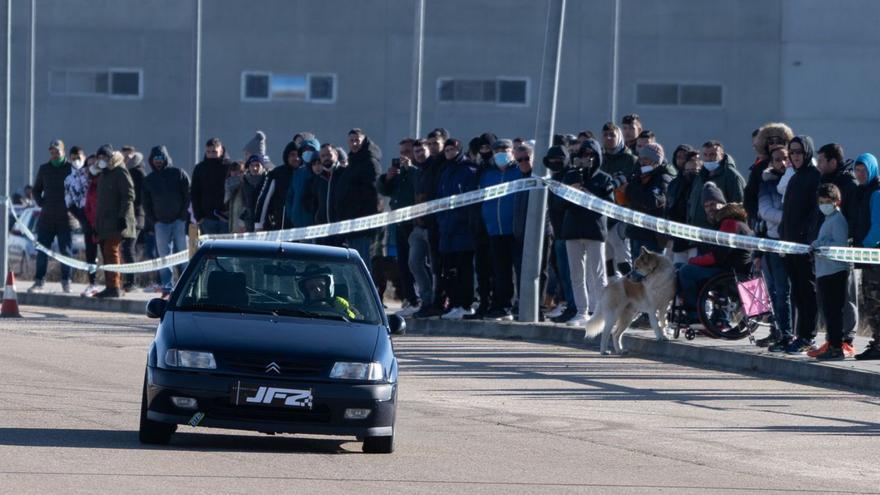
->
<box><xmin>677</xmin><ymin>182</ymin><xmax>754</xmax><ymax>317</ymax></box>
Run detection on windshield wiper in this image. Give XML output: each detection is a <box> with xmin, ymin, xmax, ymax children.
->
<box><xmin>177</xmin><ymin>303</ymin><xmax>273</xmax><ymax>316</ymax></box>
<box><xmin>268</xmin><ymin>308</ymin><xmax>351</xmax><ymax>323</ymax></box>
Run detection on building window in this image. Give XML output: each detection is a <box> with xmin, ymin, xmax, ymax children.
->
<box><xmin>49</xmin><ymin>68</ymin><xmax>142</xmax><ymax>98</ymax></box>
<box><xmin>437</xmin><ymin>77</ymin><xmax>529</xmax><ymax>105</ymax></box>
<box><xmin>242</xmin><ymin>71</ymin><xmax>337</xmax><ymax>103</ymax></box>
<box><xmin>636</xmin><ymin>83</ymin><xmax>723</xmax><ymax>107</ymax></box>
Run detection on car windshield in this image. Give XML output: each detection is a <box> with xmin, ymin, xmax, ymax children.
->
<box><xmin>171</xmin><ymin>253</ymin><xmax>381</xmax><ymax>325</ymax></box>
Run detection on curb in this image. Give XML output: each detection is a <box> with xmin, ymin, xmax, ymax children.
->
<box><xmin>16</xmin><ymin>292</ymin><xmax>880</xmax><ymax>394</ymax></box>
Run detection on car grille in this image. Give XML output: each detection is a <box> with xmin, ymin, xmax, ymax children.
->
<box><xmin>216</xmin><ymin>354</ymin><xmax>329</xmax><ymax>378</ymax></box>
<box><xmin>207</xmin><ymin>400</ymin><xmax>332</xmax><ymax>424</ymax></box>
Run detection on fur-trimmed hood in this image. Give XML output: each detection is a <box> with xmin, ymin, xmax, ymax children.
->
<box><xmin>756</xmin><ymin>122</ymin><xmax>794</xmax><ymax>156</ymax></box>
<box><xmin>717</xmin><ymin>202</ymin><xmax>748</xmax><ymax>223</ymax></box>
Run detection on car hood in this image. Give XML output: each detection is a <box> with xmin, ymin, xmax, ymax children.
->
<box><xmin>170</xmin><ymin>311</ymin><xmax>381</xmax><ymax>362</ymax></box>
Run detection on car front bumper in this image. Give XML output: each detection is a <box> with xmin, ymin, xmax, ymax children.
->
<box><xmin>145</xmin><ymin>366</ymin><xmax>396</xmax><ymax>437</ymax></box>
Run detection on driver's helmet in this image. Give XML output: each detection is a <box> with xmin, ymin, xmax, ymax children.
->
<box><xmin>298</xmin><ymin>265</ymin><xmax>335</xmax><ymax>302</ymax></box>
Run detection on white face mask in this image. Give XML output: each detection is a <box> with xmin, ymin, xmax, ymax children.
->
<box><xmin>494</xmin><ymin>152</ymin><xmax>511</xmax><ymax>167</ymax></box>
<box><xmin>703</xmin><ymin>161</ymin><xmax>720</xmax><ymax>172</ymax></box>
<box><xmin>97</xmin><ymin>159</ymin><xmax>108</xmax><ymax>169</ymax></box>
<box><xmin>71</xmin><ymin>158</ymin><xmax>85</xmax><ymax>170</ymax></box>
<box><xmin>819</xmin><ymin>203</ymin><xmax>836</xmax><ymax>216</ymax></box>
<box><xmin>640</xmin><ymin>165</ymin><xmax>654</xmax><ymax>174</ymax></box>
<box><xmin>89</xmin><ymin>164</ymin><xmax>101</xmax><ymax>176</ymax></box>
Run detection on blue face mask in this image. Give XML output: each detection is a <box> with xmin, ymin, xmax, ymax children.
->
<box><xmin>301</xmin><ymin>151</ymin><xmax>314</xmax><ymax>163</ymax></box>
<box><xmin>703</xmin><ymin>161</ymin><xmax>720</xmax><ymax>172</ymax></box>
<box><xmin>494</xmin><ymin>152</ymin><xmax>511</xmax><ymax>167</ymax></box>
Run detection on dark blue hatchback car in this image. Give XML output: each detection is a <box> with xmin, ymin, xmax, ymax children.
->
<box><xmin>139</xmin><ymin>240</ymin><xmax>405</xmax><ymax>453</ymax></box>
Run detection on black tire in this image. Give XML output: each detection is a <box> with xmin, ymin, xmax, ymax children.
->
<box><xmin>696</xmin><ymin>273</ymin><xmax>753</xmax><ymax>340</ymax></box>
<box><xmin>363</xmin><ymin>433</ymin><xmax>394</xmax><ymax>454</ymax></box>
<box><xmin>138</xmin><ymin>374</ymin><xmax>175</xmax><ymax>445</ymax></box>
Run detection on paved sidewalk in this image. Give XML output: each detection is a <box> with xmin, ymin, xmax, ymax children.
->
<box><xmin>14</xmin><ymin>285</ymin><xmax>880</xmax><ymax>394</ymax></box>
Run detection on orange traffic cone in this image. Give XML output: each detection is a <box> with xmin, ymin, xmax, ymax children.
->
<box><xmin>1</xmin><ymin>271</ymin><xmax>22</xmax><ymax>318</ymax></box>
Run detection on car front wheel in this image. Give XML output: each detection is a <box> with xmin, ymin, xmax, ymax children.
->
<box><xmin>138</xmin><ymin>374</ymin><xmax>176</xmax><ymax>445</ymax></box>
<box><xmin>362</xmin><ymin>433</ymin><xmax>394</xmax><ymax>454</ymax></box>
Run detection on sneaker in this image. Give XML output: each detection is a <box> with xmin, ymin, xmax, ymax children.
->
<box><xmin>855</xmin><ymin>343</ymin><xmax>880</xmax><ymax>361</ymax></box>
<box><xmin>807</xmin><ymin>341</ymin><xmax>829</xmax><ymax>358</ymax></box>
<box><xmin>566</xmin><ymin>314</ymin><xmax>590</xmax><ymax>327</ymax></box>
<box><xmin>485</xmin><ymin>308</ymin><xmax>514</xmax><ymax>321</ymax></box>
<box><xmin>60</xmin><ymin>280</ymin><xmax>71</xmax><ymax>294</ymax></box>
<box><xmin>94</xmin><ymin>287</ymin><xmax>122</xmax><ymax>299</ymax></box>
<box><xmin>440</xmin><ymin>307</ymin><xmax>464</xmax><ymax>320</ymax></box>
<box><xmin>551</xmin><ymin>306</ymin><xmax>577</xmax><ymax>324</ymax></box>
<box><xmin>842</xmin><ymin>342</ymin><xmax>856</xmax><ymax>358</ymax></box>
<box><xmin>755</xmin><ymin>335</ymin><xmax>779</xmax><ymax>348</ymax></box>
<box><xmin>27</xmin><ymin>280</ymin><xmax>45</xmax><ymax>293</ymax></box>
<box><xmin>80</xmin><ymin>284</ymin><xmax>100</xmax><ymax>298</ymax></box>
<box><xmin>785</xmin><ymin>338</ymin><xmax>815</xmax><ymax>355</ymax></box>
<box><xmin>814</xmin><ymin>346</ymin><xmax>845</xmax><ymax>361</ymax></box>
<box><xmin>768</xmin><ymin>338</ymin><xmax>793</xmax><ymax>353</ymax></box>
<box><xmin>412</xmin><ymin>306</ymin><xmax>442</xmax><ymax>319</ymax></box>
<box><xmin>396</xmin><ymin>303</ymin><xmax>421</xmax><ymax>317</ymax></box>
<box><xmin>546</xmin><ymin>304</ymin><xmax>567</xmax><ymax>319</ymax></box>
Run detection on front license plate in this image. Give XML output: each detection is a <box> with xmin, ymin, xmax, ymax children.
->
<box><xmin>232</xmin><ymin>382</ymin><xmax>313</xmax><ymax>410</ymax></box>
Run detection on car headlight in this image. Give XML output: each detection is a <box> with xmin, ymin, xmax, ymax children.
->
<box><xmin>330</xmin><ymin>362</ymin><xmax>384</xmax><ymax>381</ymax></box>
<box><xmin>164</xmin><ymin>349</ymin><xmax>216</xmax><ymax>369</ymax></box>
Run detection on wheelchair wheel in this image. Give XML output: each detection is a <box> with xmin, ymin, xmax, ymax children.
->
<box><xmin>696</xmin><ymin>272</ymin><xmax>753</xmax><ymax>340</ymax></box>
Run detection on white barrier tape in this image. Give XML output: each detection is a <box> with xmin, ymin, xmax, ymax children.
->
<box><xmin>205</xmin><ymin>177</ymin><xmax>545</xmax><ymax>243</ymax></box>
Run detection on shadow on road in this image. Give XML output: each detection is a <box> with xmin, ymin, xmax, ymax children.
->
<box><xmin>0</xmin><ymin>427</ymin><xmax>355</xmax><ymax>453</ymax></box>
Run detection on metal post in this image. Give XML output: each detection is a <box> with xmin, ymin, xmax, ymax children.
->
<box><xmin>27</xmin><ymin>0</ymin><xmax>35</xmax><ymax>184</ymax></box>
<box><xmin>609</xmin><ymin>0</ymin><xmax>620</xmax><ymax>122</ymax></box>
<box><xmin>518</xmin><ymin>0</ymin><xmax>565</xmax><ymax>322</ymax></box>
<box><xmin>2</xmin><ymin>0</ymin><xmax>13</xmax><ymax>279</ymax></box>
<box><xmin>410</xmin><ymin>0</ymin><xmax>425</xmax><ymax>138</ymax></box>
<box><xmin>192</xmin><ymin>0</ymin><xmax>202</xmax><ymax>165</ymax></box>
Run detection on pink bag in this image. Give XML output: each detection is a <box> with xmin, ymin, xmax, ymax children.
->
<box><xmin>737</xmin><ymin>276</ymin><xmax>772</xmax><ymax>317</ymax></box>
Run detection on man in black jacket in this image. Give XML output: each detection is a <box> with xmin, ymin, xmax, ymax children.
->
<box><xmin>142</xmin><ymin>145</ymin><xmax>190</xmax><ymax>294</ymax></box>
<box><xmin>29</xmin><ymin>139</ymin><xmax>73</xmax><ymax>293</ymax></box>
<box><xmin>331</xmin><ymin>129</ymin><xmax>381</xmax><ymax>271</ymax></box>
<box><xmin>625</xmin><ymin>142</ymin><xmax>674</xmax><ymax>255</ymax></box>
<box><xmin>120</xmin><ymin>146</ymin><xmax>146</xmax><ymax>290</ymax></box>
<box><xmin>191</xmin><ymin>138</ymin><xmax>231</xmax><ymax>235</ymax></box>
<box><xmin>780</xmin><ymin>135</ymin><xmax>822</xmax><ymax>354</ymax></box>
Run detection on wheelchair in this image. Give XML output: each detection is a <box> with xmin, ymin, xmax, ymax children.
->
<box><xmin>668</xmin><ymin>270</ymin><xmax>775</xmax><ymax>342</ymax></box>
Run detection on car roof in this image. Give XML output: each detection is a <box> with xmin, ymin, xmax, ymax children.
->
<box><xmin>199</xmin><ymin>240</ymin><xmax>356</xmax><ymax>261</ymax></box>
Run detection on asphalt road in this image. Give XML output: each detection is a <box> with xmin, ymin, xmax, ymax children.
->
<box><xmin>0</xmin><ymin>307</ymin><xmax>878</xmax><ymax>494</ymax></box>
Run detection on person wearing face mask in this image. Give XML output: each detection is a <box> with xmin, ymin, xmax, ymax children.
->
<box><xmin>191</xmin><ymin>137</ymin><xmax>233</xmax><ymax>235</ymax></box>
<box><xmin>463</xmin><ymin>133</ymin><xmax>498</xmax><ymax>320</ymax></box>
<box><xmin>80</xmin><ymin>155</ymin><xmax>102</xmax><ymax>296</ymax></box>
<box><xmin>623</xmin><ymin>142</ymin><xmax>674</xmax><ymax>256</ymax></box>
<box><xmin>757</xmin><ymin>145</ymin><xmax>793</xmax><ymax>351</ymax></box>
<box><xmin>850</xmin><ymin>153</ymin><xmax>880</xmax><ymax>360</ymax></box>
<box><xmin>28</xmin><ymin>139</ymin><xmax>74</xmax><ymax>294</ymax></box>
<box><xmin>666</xmin><ymin>150</ymin><xmax>700</xmax><ymax>264</ymax></box>
<box><xmin>544</xmin><ymin>145</ymin><xmax>577</xmax><ymax>323</ymax></box>
<box><xmin>809</xmin><ymin>184</ymin><xmax>852</xmax><ymax>360</ymax></box>
<box><xmin>64</xmin><ymin>145</ymin><xmax>89</xmax><ymax>223</ymax></box>
<box><xmin>686</xmin><ymin>140</ymin><xmax>745</xmax><ymax>229</ymax></box>
<box><xmin>94</xmin><ymin>149</ymin><xmax>136</xmax><ymax>298</ymax></box>
<box><xmin>283</xmin><ymin>138</ymin><xmax>320</xmax><ymax>230</ymax></box>
<box><xmin>475</xmin><ymin>139</ymin><xmax>524</xmax><ymax>321</ymax></box>
<box><xmin>600</xmin><ymin>122</ymin><xmax>638</xmax><ymax>277</ymax></box>
<box><xmin>142</xmin><ymin>145</ymin><xmax>191</xmax><ymax>295</ymax></box>
<box><xmin>240</xmin><ymin>154</ymin><xmax>268</xmax><ymax>232</ymax></box>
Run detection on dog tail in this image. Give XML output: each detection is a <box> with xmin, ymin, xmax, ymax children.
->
<box><xmin>583</xmin><ymin>311</ymin><xmax>605</xmax><ymax>339</ymax></box>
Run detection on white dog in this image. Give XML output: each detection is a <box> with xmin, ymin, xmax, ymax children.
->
<box><xmin>583</xmin><ymin>247</ymin><xmax>676</xmax><ymax>354</ymax></box>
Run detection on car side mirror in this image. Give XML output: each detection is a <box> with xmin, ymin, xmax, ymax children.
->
<box><xmin>388</xmin><ymin>314</ymin><xmax>406</xmax><ymax>335</ymax></box>
<box><xmin>146</xmin><ymin>298</ymin><xmax>168</xmax><ymax>319</ymax></box>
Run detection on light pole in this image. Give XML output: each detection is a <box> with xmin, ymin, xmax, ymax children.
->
<box><xmin>410</xmin><ymin>0</ymin><xmax>426</xmax><ymax>139</ymax></box>
<box><xmin>2</xmin><ymin>0</ymin><xmax>13</xmax><ymax>279</ymax></box>
<box><xmin>192</xmin><ymin>0</ymin><xmax>202</xmax><ymax>165</ymax></box>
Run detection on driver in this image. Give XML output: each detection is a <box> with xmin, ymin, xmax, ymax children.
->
<box><xmin>298</xmin><ymin>265</ymin><xmax>358</xmax><ymax>319</ymax></box>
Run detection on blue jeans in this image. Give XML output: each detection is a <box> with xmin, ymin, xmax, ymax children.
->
<box><xmin>155</xmin><ymin>220</ymin><xmax>188</xmax><ymax>289</ymax></box>
<box><xmin>199</xmin><ymin>218</ymin><xmax>228</xmax><ymax>235</ymax></box>
<box><xmin>553</xmin><ymin>239</ymin><xmax>575</xmax><ymax>310</ymax></box>
<box><xmin>35</xmin><ymin>222</ymin><xmax>72</xmax><ymax>282</ymax></box>
<box><xmin>345</xmin><ymin>234</ymin><xmax>373</xmax><ymax>275</ymax></box>
<box><xmin>761</xmin><ymin>252</ymin><xmax>792</xmax><ymax>339</ymax></box>
<box><xmin>408</xmin><ymin>226</ymin><xmax>434</xmax><ymax>305</ymax></box>
<box><xmin>677</xmin><ymin>264</ymin><xmax>724</xmax><ymax>309</ymax></box>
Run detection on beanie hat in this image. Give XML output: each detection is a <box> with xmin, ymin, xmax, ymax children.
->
<box><xmin>701</xmin><ymin>182</ymin><xmax>726</xmax><ymax>205</ymax></box>
<box><xmin>492</xmin><ymin>139</ymin><xmax>513</xmax><ymax>151</ymax></box>
<box><xmin>640</xmin><ymin>142</ymin><xmax>665</xmax><ymax>165</ymax></box>
<box><xmin>243</xmin><ymin>131</ymin><xmax>267</xmax><ymax>157</ymax></box>
<box><xmin>96</xmin><ymin>144</ymin><xmax>114</xmax><ymax>158</ymax></box>
<box><xmin>246</xmin><ymin>154</ymin><xmax>268</xmax><ymax>167</ymax></box>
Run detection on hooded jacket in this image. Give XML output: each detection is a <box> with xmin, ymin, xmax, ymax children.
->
<box><xmin>284</xmin><ymin>139</ymin><xmax>319</xmax><ymax>228</ymax></box>
<box><xmin>304</xmin><ymin>162</ymin><xmax>344</xmax><ymax>227</ymax></box>
<box><xmin>479</xmin><ymin>159</ymin><xmax>524</xmax><ymax>236</ymax></box>
<box><xmin>191</xmin><ymin>153</ymin><xmax>231</xmax><ymax>222</ymax></box>
<box><xmin>241</xmin><ymin>169</ymin><xmax>267</xmax><ymax>232</ymax></box>
<box><xmin>853</xmin><ymin>153</ymin><xmax>880</xmax><ymax>247</ymax></box>
<box><xmin>819</xmin><ymin>158</ymin><xmax>858</xmax><ymax>237</ymax></box>
<box><xmin>626</xmin><ymin>161</ymin><xmax>675</xmax><ymax>241</ymax></box>
<box><xmin>33</xmin><ymin>157</ymin><xmax>73</xmax><ymax>229</ymax></box>
<box><xmin>780</xmin><ymin>136</ymin><xmax>821</xmax><ymax>244</ymax></box>
<box><xmin>545</xmin><ymin>146</ymin><xmax>571</xmax><ymax>236</ymax></box>
<box><xmin>688</xmin><ymin>203</ymin><xmax>753</xmax><ymax>273</ymax></box>
<box><xmin>435</xmin><ymin>151</ymin><xmax>477</xmax><ymax>253</ymax></box>
<box><xmin>330</xmin><ymin>136</ymin><xmax>382</xmax><ymax>223</ymax></box>
<box><xmin>687</xmin><ymin>153</ymin><xmax>745</xmax><ymax>229</ymax></box>
<box><xmin>96</xmin><ymin>152</ymin><xmax>136</xmax><ymax>240</ymax></box>
<box><xmin>142</xmin><ymin>146</ymin><xmax>191</xmax><ymax>224</ymax></box>
<box><xmin>666</xmin><ymin>167</ymin><xmax>697</xmax><ymax>251</ymax></box>
<box><xmin>125</xmin><ymin>152</ymin><xmax>146</xmax><ymax>230</ymax></box>
<box><xmin>559</xmin><ymin>139</ymin><xmax>614</xmax><ymax>242</ymax></box>
<box><xmin>254</xmin><ymin>145</ymin><xmax>296</xmax><ymax>231</ymax></box>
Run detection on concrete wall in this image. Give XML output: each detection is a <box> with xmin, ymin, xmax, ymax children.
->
<box><xmin>0</xmin><ymin>0</ymin><xmax>877</xmax><ymax>194</ymax></box>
